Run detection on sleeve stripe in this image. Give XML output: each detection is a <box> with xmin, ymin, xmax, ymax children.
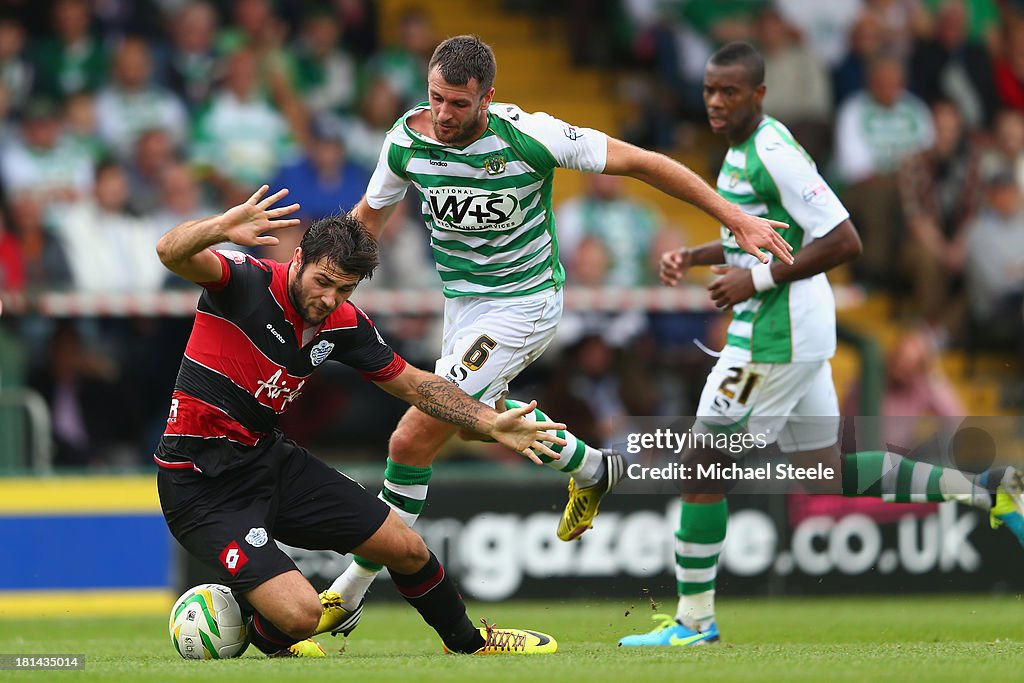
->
<box><xmin>362</xmin><ymin>354</ymin><xmax>407</xmax><ymax>382</ymax></box>
<box><xmin>197</xmin><ymin>249</ymin><xmax>231</xmax><ymax>291</ymax></box>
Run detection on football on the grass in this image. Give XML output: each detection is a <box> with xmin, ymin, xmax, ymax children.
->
<box><xmin>169</xmin><ymin>583</ymin><xmax>249</xmax><ymax>659</ymax></box>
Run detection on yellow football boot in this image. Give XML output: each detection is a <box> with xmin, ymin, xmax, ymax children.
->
<box><xmin>557</xmin><ymin>449</ymin><xmax>625</xmax><ymax>541</ymax></box>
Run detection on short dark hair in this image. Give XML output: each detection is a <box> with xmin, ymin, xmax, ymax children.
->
<box><xmin>428</xmin><ymin>35</ymin><xmax>496</xmax><ymax>94</ymax></box>
<box><xmin>299</xmin><ymin>213</ymin><xmax>379</xmax><ymax>281</ymax></box>
<box><xmin>708</xmin><ymin>42</ymin><xmax>765</xmax><ymax>87</ymax></box>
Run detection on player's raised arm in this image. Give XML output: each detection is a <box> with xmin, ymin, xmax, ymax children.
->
<box><xmin>603</xmin><ymin>137</ymin><xmax>793</xmax><ymax>265</ymax></box>
<box><xmin>349</xmin><ymin>196</ymin><xmax>400</xmax><ymax>239</ymax></box>
<box><xmin>156</xmin><ymin>185</ymin><xmax>300</xmax><ymax>283</ymax></box>
<box><xmin>376</xmin><ymin>364</ymin><xmax>566</xmax><ymax>464</ymax></box>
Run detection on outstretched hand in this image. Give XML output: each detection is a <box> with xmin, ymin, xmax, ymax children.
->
<box><xmin>220</xmin><ymin>185</ymin><xmax>301</xmax><ymax>247</ymax></box>
<box><xmin>491</xmin><ymin>399</ymin><xmax>567</xmax><ymax>464</ymax></box>
<box><xmin>659</xmin><ymin>247</ymin><xmax>693</xmax><ymax>287</ymax></box>
<box><xmin>729</xmin><ymin>213</ymin><xmax>792</xmax><ymax>265</ymax></box>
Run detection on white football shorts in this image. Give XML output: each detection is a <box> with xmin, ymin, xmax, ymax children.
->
<box><xmin>695</xmin><ymin>357</ymin><xmax>840</xmax><ymax>454</ymax></box>
<box><xmin>434</xmin><ymin>289</ymin><xmax>562</xmax><ymax>408</ymax></box>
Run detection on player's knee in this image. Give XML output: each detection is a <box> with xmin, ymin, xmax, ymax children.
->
<box><xmin>295</xmin><ymin>598</ymin><xmax>324</xmax><ymax>639</ymax></box>
<box><xmin>388</xmin><ymin>530</ymin><xmax>430</xmax><ymax>575</ymax></box>
<box><xmin>387</xmin><ymin>427</ymin><xmax>414</xmax><ymax>460</ymax></box>
<box><xmin>407</xmin><ymin>534</ymin><xmax>430</xmax><ymax>567</ymax></box>
<box><xmin>275</xmin><ymin>594</ymin><xmax>322</xmax><ymax>639</ymax></box>
<box><xmin>388</xmin><ymin>427</ymin><xmax>434</xmax><ymax>466</ymax></box>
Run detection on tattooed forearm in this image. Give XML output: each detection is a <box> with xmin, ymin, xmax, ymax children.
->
<box><xmin>414</xmin><ymin>379</ymin><xmax>487</xmax><ymax>432</ymax></box>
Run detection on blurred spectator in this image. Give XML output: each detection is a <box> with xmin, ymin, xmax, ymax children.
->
<box><xmin>151</xmin><ymin>160</ymin><xmax>221</xmax><ymax>288</ymax></box>
<box><xmin>557</xmin><ymin>235</ymin><xmax>647</xmax><ymax>349</ymax></box>
<box><xmin>544</xmin><ymin>238</ymin><xmax>664</xmax><ymax>436</ymax></box>
<box><xmin>833</xmin><ymin>11</ymin><xmax>887</xmax><ymax>105</ymax></box>
<box><xmin>557</xmin><ymin>174</ymin><xmax>663</xmax><ymax>287</ymax></box>
<box><xmin>678</xmin><ymin>0</ymin><xmax>766</xmax><ymax>47</ymax></box>
<box><xmin>757</xmin><ymin>7</ymin><xmax>834</xmax><ymax>163</ymax></box>
<box><xmin>898</xmin><ymin>100</ymin><xmax>980</xmax><ymax>337</ymax></box>
<box><xmin>294</xmin><ymin>8</ymin><xmax>360</xmax><ymax>120</ymax></box>
<box><xmin>333</xmin><ymin>0</ymin><xmax>378</xmax><ymax>59</ymax></box>
<box><xmin>1</xmin><ymin>97</ymin><xmax>94</xmax><ymax>204</ymax></box>
<box><xmin>261</xmin><ymin>129</ymin><xmax>368</xmax><ymax>262</ymax></box>
<box><xmin>190</xmin><ymin>48</ymin><xmax>298</xmax><ymax>204</ymax></box>
<box><xmin>571</xmin><ymin>235</ymin><xmax>611</xmax><ymax>285</ymax></box>
<box><xmin>539</xmin><ymin>247</ymin><xmax>621</xmax><ymax>448</ymax></box>
<box><xmin>152</xmin><ymin>161</ymin><xmax>215</xmax><ymax>228</ymax></box>
<box><xmin>7</xmin><ymin>196</ymin><xmax>72</xmax><ymax>289</ymax></box>
<box><xmin>0</xmin><ymin>213</ymin><xmax>24</xmax><ymax>291</ymax></box>
<box><xmin>616</xmin><ymin>0</ymin><xmax>704</xmax><ymax>128</ymax></box>
<box><xmin>862</xmin><ymin>0</ymin><xmax>934</xmax><ymax>58</ymax></box>
<box><xmin>844</xmin><ymin>328</ymin><xmax>965</xmax><ymax>443</ymax></box>
<box><xmin>835</xmin><ymin>55</ymin><xmax>934</xmax><ymax>288</ymax></box>
<box><xmin>613</xmin><ymin>0</ymin><xmax>692</xmax><ymax>145</ymax></box>
<box><xmin>564</xmin><ymin>333</ymin><xmax>630</xmax><ymax>444</ymax></box>
<box><xmin>366</xmin><ymin>8</ymin><xmax>433</xmax><ymax>109</ymax></box>
<box><xmin>338</xmin><ymin>78</ymin><xmax>403</xmax><ymax>172</ymax></box>
<box><xmin>216</xmin><ymin>0</ymin><xmax>310</xmax><ymax>146</ymax></box>
<box><xmin>63</xmin><ymin>91</ymin><xmax>106</xmax><ymax>161</ymax></box>
<box><xmin>775</xmin><ymin>0</ymin><xmax>862</xmax><ymax>69</ymax></box>
<box><xmin>994</xmin><ymin>20</ymin><xmax>1024</xmax><ymax>113</ymax></box>
<box><xmin>91</xmin><ymin>0</ymin><xmax>165</xmax><ymax>42</ymax></box>
<box><xmin>922</xmin><ymin>0</ymin><xmax>999</xmax><ymax>52</ymax></box>
<box><xmin>270</xmin><ymin>130</ymin><xmax>368</xmax><ymax>222</ymax></box>
<box><xmin>964</xmin><ymin>171</ymin><xmax>1024</xmax><ymax>349</ymax></box>
<box><xmin>52</xmin><ymin>161</ymin><xmax>165</xmax><ymax>293</ymax></box>
<box><xmin>94</xmin><ymin>37</ymin><xmax>188</xmax><ymax>161</ymax></box>
<box><xmin>32</xmin><ymin>0</ymin><xmax>109</xmax><ymax>98</ymax></box>
<box><xmin>164</xmin><ymin>1</ymin><xmax>223</xmax><ymax>113</ymax></box>
<box><xmin>127</xmin><ymin>128</ymin><xmax>179</xmax><ymax>215</ymax></box>
<box><xmin>216</xmin><ymin>0</ymin><xmax>296</xmax><ymax>85</ymax></box>
<box><xmin>979</xmin><ymin>108</ymin><xmax>1024</xmax><ymax>190</ymax></box>
<box><xmin>28</xmin><ymin>321</ymin><xmax>137</xmax><ymax>468</ymax></box>
<box><xmin>0</xmin><ymin>17</ymin><xmax>32</xmax><ymax>115</ymax></box>
<box><xmin>908</xmin><ymin>0</ymin><xmax>997</xmax><ymax>129</ymax></box>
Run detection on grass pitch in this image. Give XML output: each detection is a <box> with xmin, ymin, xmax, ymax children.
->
<box><xmin>1</xmin><ymin>595</ymin><xmax>1022</xmax><ymax>682</ymax></box>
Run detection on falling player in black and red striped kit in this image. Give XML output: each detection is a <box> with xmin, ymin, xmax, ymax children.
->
<box><xmin>155</xmin><ymin>185</ymin><xmax>563</xmax><ymax>656</ymax></box>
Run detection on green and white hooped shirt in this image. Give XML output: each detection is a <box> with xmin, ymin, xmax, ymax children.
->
<box><xmin>717</xmin><ymin>116</ymin><xmax>850</xmax><ymax>364</ymax></box>
<box><xmin>365</xmin><ymin>102</ymin><xmax>608</xmax><ymax>298</ymax></box>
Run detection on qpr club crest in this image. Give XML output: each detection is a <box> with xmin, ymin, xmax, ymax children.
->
<box><xmin>245</xmin><ymin>527</ymin><xmax>268</xmax><ymax>548</ymax></box>
<box><xmin>310</xmin><ymin>340</ymin><xmax>334</xmax><ymax>366</ymax></box>
<box><xmin>483</xmin><ymin>153</ymin><xmax>506</xmax><ymax>175</ymax></box>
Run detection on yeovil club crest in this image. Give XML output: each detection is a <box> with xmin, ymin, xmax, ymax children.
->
<box><xmin>484</xmin><ymin>153</ymin><xmax>506</xmax><ymax>175</ymax></box>
<box><xmin>310</xmin><ymin>340</ymin><xmax>334</xmax><ymax>366</ymax></box>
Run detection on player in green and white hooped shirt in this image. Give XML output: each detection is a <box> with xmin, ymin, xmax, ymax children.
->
<box><xmin>618</xmin><ymin>41</ymin><xmax>1024</xmax><ymax>649</ymax></box>
<box><xmin>319</xmin><ymin>35</ymin><xmax>796</xmax><ymax>636</ymax></box>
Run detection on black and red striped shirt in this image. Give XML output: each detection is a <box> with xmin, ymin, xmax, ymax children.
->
<box><xmin>155</xmin><ymin>249</ymin><xmax>407</xmax><ymax>475</ymax></box>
